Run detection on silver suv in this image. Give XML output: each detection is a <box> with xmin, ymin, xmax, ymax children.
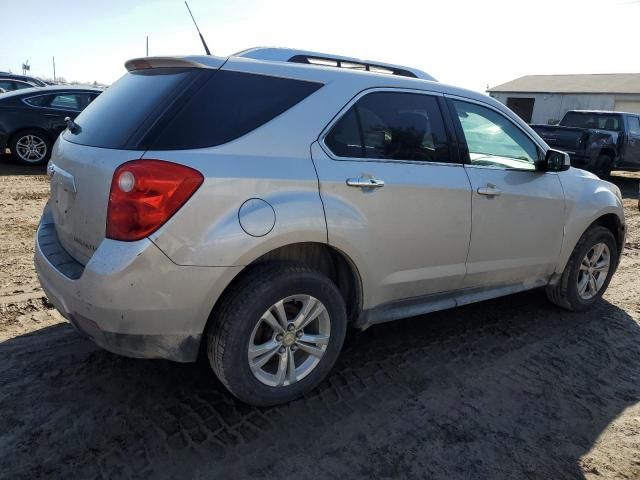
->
<box><xmin>35</xmin><ymin>48</ymin><xmax>626</xmax><ymax>406</ymax></box>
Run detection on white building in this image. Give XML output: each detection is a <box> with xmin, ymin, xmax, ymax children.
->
<box><xmin>487</xmin><ymin>73</ymin><xmax>640</xmax><ymax>124</ymax></box>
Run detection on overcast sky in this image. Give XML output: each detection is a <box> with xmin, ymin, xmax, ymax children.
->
<box><xmin>1</xmin><ymin>0</ymin><xmax>638</xmax><ymax>92</ymax></box>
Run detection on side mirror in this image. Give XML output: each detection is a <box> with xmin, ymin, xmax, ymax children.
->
<box><xmin>538</xmin><ymin>149</ymin><xmax>570</xmax><ymax>172</ymax></box>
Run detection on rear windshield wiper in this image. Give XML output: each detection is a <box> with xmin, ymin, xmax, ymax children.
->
<box><xmin>65</xmin><ymin>117</ymin><xmax>81</xmax><ymax>134</ymax></box>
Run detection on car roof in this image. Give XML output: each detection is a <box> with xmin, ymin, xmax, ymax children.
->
<box><xmin>126</xmin><ymin>47</ymin><xmax>436</xmax><ymax>81</ymax></box>
<box><xmin>0</xmin><ymin>77</ymin><xmax>34</xmax><ymax>84</ymax></box>
<box><xmin>0</xmin><ymin>73</ymin><xmax>46</xmax><ymax>84</ymax></box>
<box><xmin>124</xmin><ymin>49</ymin><xmax>504</xmax><ymax>114</ymax></box>
<box><xmin>234</xmin><ymin>47</ymin><xmax>436</xmax><ymax>81</ymax></box>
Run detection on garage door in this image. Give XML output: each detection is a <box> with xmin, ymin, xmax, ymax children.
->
<box><xmin>614</xmin><ymin>100</ymin><xmax>640</xmax><ymax>114</ymax></box>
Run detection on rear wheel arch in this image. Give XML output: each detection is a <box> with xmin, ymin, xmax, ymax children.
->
<box><xmin>236</xmin><ymin>242</ymin><xmax>362</xmax><ymax>323</ymax></box>
<box><xmin>200</xmin><ymin>242</ymin><xmax>363</xmax><ymax>355</ymax></box>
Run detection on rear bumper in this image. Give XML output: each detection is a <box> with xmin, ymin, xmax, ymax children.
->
<box><xmin>34</xmin><ymin>205</ymin><xmax>241</xmax><ymax>362</ymax></box>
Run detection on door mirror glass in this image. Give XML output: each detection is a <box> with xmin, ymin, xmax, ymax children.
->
<box><xmin>541</xmin><ymin>149</ymin><xmax>571</xmax><ymax>172</ymax></box>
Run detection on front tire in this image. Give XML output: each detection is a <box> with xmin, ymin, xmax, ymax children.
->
<box><xmin>546</xmin><ymin>226</ymin><xmax>618</xmax><ymax>311</ymax></box>
<box><xmin>206</xmin><ymin>263</ymin><xmax>347</xmax><ymax>406</ymax></box>
<box><xmin>10</xmin><ymin>130</ymin><xmax>51</xmax><ymax>165</ymax></box>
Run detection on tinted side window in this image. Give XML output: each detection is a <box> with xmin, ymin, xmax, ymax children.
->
<box><xmin>628</xmin><ymin>116</ymin><xmax>640</xmax><ymax>136</ymax></box>
<box><xmin>149</xmin><ymin>71</ymin><xmax>323</xmax><ymax>150</ymax></box>
<box><xmin>325</xmin><ymin>107</ymin><xmax>363</xmax><ymax>157</ymax></box>
<box><xmin>325</xmin><ymin>92</ymin><xmax>450</xmax><ymax>162</ymax></box>
<box><xmin>50</xmin><ymin>94</ymin><xmax>81</xmax><ymax>110</ymax></box>
<box><xmin>0</xmin><ymin>80</ymin><xmax>13</xmax><ymax>90</ymax></box>
<box><xmin>24</xmin><ymin>95</ymin><xmax>52</xmax><ymax>107</ymax></box>
<box><xmin>453</xmin><ymin>100</ymin><xmax>538</xmax><ymax>170</ymax></box>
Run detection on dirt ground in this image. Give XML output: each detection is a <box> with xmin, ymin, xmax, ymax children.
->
<box><xmin>0</xmin><ymin>160</ymin><xmax>638</xmax><ymax>480</ymax></box>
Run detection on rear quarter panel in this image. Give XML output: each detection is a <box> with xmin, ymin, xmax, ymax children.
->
<box><xmin>145</xmin><ymin>75</ymin><xmax>360</xmax><ymax>267</ymax></box>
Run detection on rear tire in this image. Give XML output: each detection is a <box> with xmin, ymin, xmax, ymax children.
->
<box><xmin>10</xmin><ymin>129</ymin><xmax>51</xmax><ymax>166</ymax></box>
<box><xmin>546</xmin><ymin>226</ymin><xmax>618</xmax><ymax>311</ymax></box>
<box><xmin>206</xmin><ymin>263</ymin><xmax>347</xmax><ymax>406</ymax></box>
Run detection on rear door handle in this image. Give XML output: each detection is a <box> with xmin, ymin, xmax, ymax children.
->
<box><xmin>346</xmin><ymin>177</ymin><xmax>385</xmax><ymax>189</ymax></box>
<box><xmin>44</xmin><ymin>113</ymin><xmax>62</xmax><ymax>117</ymax></box>
<box><xmin>477</xmin><ymin>185</ymin><xmax>502</xmax><ymax>196</ymax></box>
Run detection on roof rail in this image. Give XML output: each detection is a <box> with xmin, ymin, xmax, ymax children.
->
<box><xmin>234</xmin><ymin>47</ymin><xmax>436</xmax><ymax>81</ymax></box>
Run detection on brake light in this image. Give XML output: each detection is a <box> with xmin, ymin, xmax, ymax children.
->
<box><xmin>106</xmin><ymin>160</ymin><xmax>203</xmax><ymax>241</ymax></box>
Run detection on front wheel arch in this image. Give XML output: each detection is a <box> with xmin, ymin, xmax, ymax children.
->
<box><xmin>553</xmin><ymin>213</ymin><xmax>624</xmax><ymax>283</ymax></box>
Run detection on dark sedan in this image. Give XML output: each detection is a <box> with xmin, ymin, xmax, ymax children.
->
<box><xmin>0</xmin><ymin>86</ymin><xmax>101</xmax><ymax>165</ymax></box>
<box><xmin>0</xmin><ymin>72</ymin><xmax>48</xmax><ymax>87</ymax></box>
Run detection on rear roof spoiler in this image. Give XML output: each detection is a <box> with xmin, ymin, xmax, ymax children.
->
<box><xmin>124</xmin><ymin>56</ymin><xmax>224</xmax><ymax>72</ymax></box>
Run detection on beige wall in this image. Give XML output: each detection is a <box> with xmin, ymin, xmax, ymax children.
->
<box><xmin>489</xmin><ymin>92</ymin><xmax>640</xmax><ymax>124</ymax></box>
<box><xmin>614</xmin><ymin>100</ymin><xmax>640</xmax><ymax>114</ymax></box>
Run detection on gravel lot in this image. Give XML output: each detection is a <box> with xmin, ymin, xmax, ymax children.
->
<box><xmin>0</xmin><ymin>161</ymin><xmax>639</xmax><ymax>479</ymax></box>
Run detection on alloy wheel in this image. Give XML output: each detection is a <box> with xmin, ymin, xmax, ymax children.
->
<box><xmin>15</xmin><ymin>134</ymin><xmax>47</xmax><ymax>163</ymax></box>
<box><xmin>577</xmin><ymin>242</ymin><xmax>610</xmax><ymax>300</ymax></box>
<box><xmin>248</xmin><ymin>294</ymin><xmax>330</xmax><ymax>387</ymax></box>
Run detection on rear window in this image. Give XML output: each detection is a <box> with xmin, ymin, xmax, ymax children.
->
<box><xmin>146</xmin><ymin>70</ymin><xmax>323</xmax><ymax>149</ymax></box>
<box><xmin>561</xmin><ymin>112</ymin><xmax>622</xmax><ymax>131</ymax></box>
<box><xmin>65</xmin><ymin>68</ymin><xmax>322</xmax><ymax>150</ymax></box>
<box><xmin>65</xmin><ymin>68</ymin><xmax>198</xmax><ymax>149</ymax></box>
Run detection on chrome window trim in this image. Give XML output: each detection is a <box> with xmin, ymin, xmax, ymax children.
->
<box><xmin>463</xmin><ymin>163</ymin><xmax>558</xmax><ymax>175</ymax></box>
<box><xmin>318</xmin><ymin>86</ymin><xmax>462</xmax><ymax>167</ymax></box>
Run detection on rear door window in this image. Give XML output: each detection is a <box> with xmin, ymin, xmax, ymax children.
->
<box><xmin>24</xmin><ymin>95</ymin><xmax>52</xmax><ymax>107</ymax></box>
<box><xmin>325</xmin><ymin>91</ymin><xmax>451</xmax><ymax>162</ymax></box>
<box><xmin>50</xmin><ymin>94</ymin><xmax>81</xmax><ymax>110</ymax></box>
<box><xmin>628</xmin><ymin>116</ymin><xmax>640</xmax><ymax>136</ymax></box>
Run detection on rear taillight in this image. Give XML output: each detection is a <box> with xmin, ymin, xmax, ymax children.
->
<box><xmin>106</xmin><ymin>159</ymin><xmax>203</xmax><ymax>241</ymax></box>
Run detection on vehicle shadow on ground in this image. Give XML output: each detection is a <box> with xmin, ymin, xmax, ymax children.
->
<box><xmin>1</xmin><ymin>291</ymin><xmax>638</xmax><ymax>479</ymax></box>
<box><xmin>0</xmin><ymin>156</ymin><xmax>47</xmax><ymax>176</ymax></box>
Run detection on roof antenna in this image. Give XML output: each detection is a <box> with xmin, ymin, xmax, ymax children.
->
<box><xmin>184</xmin><ymin>1</ymin><xmax>211</xmax><ymax>55</ymax></box>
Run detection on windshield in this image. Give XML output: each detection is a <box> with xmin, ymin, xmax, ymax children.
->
<box><xmin>561</xmin><ymin>112</ymin><xmax>622</xmax><ymax>131</ymax></box>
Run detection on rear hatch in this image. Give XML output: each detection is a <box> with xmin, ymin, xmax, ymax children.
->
<box><xmin>49</xmin><ymin>58</ymin><xmax>223</xmax><ymax>264</ymax></box>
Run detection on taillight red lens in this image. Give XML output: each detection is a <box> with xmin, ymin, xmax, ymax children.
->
<box><xmin>106</xmin><ymin>159</ymin><xmax>204</xmax><ymax>241</ymax></box>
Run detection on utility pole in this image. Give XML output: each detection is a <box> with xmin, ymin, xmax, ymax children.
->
<box><xmin>22</xmin><ymin>60</ymin><xmax>30</xmax><ymax>75</ymax></box>
<box><xmin>146</xmin><ymin>36</ymin><xmax>149</xmax><ymax>56</ymax></box>
<box><xmin>52</xmin><ymin>56</ymin><xmax>56</xmax><ymax>82</ymax></box>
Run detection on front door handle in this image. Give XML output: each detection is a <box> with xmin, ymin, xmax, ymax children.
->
<box><xmin>477</xmin><ymin>184</ymin><xmax>502</xmax><ymax>196</ymax></box>
<box><xmin>44</xmin><ymin>113</ymin><xmax>62</xmax><ymax>117</ymax></box>
<box><xmin>346</xmin><ymin>177</ymin><xmax>385</xmax><ymax>189</ymax></box>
